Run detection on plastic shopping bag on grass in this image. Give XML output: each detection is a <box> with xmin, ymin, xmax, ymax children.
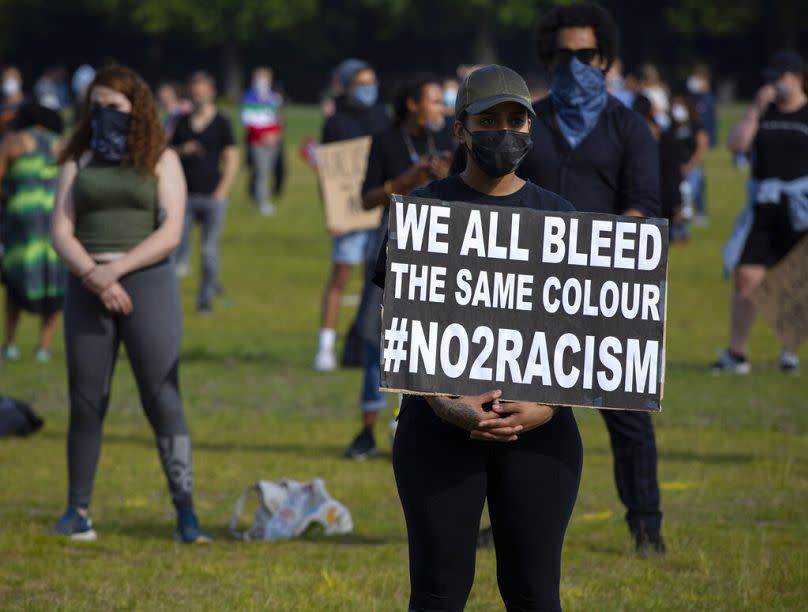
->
<box><xmin>229</xmin><ymin>478</ymin><xmax>353</xmax><ymax>541</ymax></box>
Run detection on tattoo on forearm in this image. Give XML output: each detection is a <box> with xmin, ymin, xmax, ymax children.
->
<box><xmin>428</xmin><ymin>398</ymin><xmax>480</xmax><ymax>431</ymax></box>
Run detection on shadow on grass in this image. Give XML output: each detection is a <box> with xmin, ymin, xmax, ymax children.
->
<box><xmin>180</xmin><ymin>347</ymin><xmax>286</xmax><ymax>366</ymax></box>
<box><xmin>109</xmin><ymin>521</ymin><xmax>403</xmax><ymax>546</ymax></box>
<box><xmin>38</xmin><ymin>430</ymin><xmax>347</xmax><ymax>458</ymax></box>
<box><xmin>583</xmin><ymin>444</ymin><xmax>756</xmax><ymax>464</ymax></box>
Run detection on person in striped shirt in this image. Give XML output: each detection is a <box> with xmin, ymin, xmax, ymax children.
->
<box><xmin>241</xmin><ymin>66</ymin><xmax>283</xmax><ymax>217</ymax></box>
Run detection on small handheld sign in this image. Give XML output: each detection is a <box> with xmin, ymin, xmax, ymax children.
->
<box><xmin>317</xmin><ymin>136</ymin><xmax>383</xmax><ymax>234</ymax></box>
<box><xmin>379</xmin><ymin>195</ymin><xmax>669</xmax><ymax>412</ymax></box>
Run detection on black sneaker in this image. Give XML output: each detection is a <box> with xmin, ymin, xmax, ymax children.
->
<box><xmin>343</xmin><ymin>428</ymin><xmax>378</xmax><ymax>460</ymax></box>
<box><xmin>711</xmin><ymin>349</ymin><xmax>750</xmax><ymax>375</ymax></box>
<box><xmin>633</xmin><ymin>524</ymin><xmax>666</xmax><ymax>558</ymax></box>
<box><xmin>477</xmin><ymin>526</ymin><xmax>494</xmax><ymax>549</ymax></box>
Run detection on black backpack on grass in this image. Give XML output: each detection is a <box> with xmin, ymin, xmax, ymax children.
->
<box><xmin>0</xmin><ymin>395</ymin><xmax>44</xmax><ymax>437</ymax></box>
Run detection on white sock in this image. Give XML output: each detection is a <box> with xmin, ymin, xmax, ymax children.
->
<box><xmin>319</xmin><ymin>328</ymin><xmax>336</xmax><ymax>352</ymax></box>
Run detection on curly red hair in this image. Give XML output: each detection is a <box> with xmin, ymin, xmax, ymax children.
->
<box><xmin>60</xmin><ymin>65</ymin><xmax>165</xmax><ymax>175</ymax></box>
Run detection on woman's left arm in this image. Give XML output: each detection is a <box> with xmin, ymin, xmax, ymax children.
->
<box><xmin>84</xmin><ymin>149</ymin><xmax>186</xmax><ymax>290</ymax></box>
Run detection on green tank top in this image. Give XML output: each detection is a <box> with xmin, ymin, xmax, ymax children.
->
<box><xmin>72</xmin><ymin>159</ymin><xmax>158</xmax><ymax>253</ymax></box>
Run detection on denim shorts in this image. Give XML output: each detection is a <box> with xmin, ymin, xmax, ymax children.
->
<box><xmin>332</xmin><ymin>229</ymin><xmax>373</xmax><ymax>265</ymax></box>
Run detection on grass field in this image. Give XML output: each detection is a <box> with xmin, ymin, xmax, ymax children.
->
<box><xmin>1</xmin><ymin>104</ymin><xmax>807</xmax><ymax>611</ymax></box>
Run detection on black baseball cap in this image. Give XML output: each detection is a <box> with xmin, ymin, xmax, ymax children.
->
<box><xmin>455</xmin><ymin>64</ymin><xmax>536</xmax><ymax>118</ymax></box>
<box><xmin>762</xmin><ymin>50</ymin><xmax>804</xmax><ymax>82</ymax></box>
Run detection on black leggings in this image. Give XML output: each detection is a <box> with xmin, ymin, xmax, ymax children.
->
<box><xmin>393</xmin><ymin>398</ymin><xmax>583</xmax><ymax>612</ymax></box>
<box><xmin>64</xmin><ymin>260</ymin><xmax>193</xmax><ymax>513</ymax></box>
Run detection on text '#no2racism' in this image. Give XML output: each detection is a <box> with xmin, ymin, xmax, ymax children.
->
<box><xmin>380</xmin><ymin>197</ymin><xmax>669</xmax><ymax>411</ymax></box>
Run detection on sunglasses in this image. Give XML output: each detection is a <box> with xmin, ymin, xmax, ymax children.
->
<box><xmin>553</xmin><ymin>48</ymin><xmax>599</xmax><ymax>65</ymax></box>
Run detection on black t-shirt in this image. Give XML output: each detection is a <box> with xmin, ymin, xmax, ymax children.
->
<box><xmin>658</xmin><ymin>129</ymin><xmax>684</xmax><ymax>219</ymax></box>
<box><xmin>518</xmin><ymin>96</ymin><xmax>660</xmax><ymax>217</ymax></box>
<box><xmin>321</xmin><ymin>97</ymin><xmax>390</xmax><ymax>144</ymax></box>
<box><xmin>372</xmin><ymin>174</ymin><xmax>573</xmax><ymax>288</ymax></box>
<box><xmin>670</xmin><ymin>119</ymin><xmax>704</xmax><ymax>165</ymax></box>
<box><xmin>362</xmin><ymin>126</ymin><xmax>455</xmax><ymax>196</ymax></box>
<box><xmin>753</xmin><ymin>103</ymin><xmax>808</xmax><ymax>182</ymax></box>
<box><xmin>171</xmin><ymin>111</ymin><xmax>235</xmax><ymax>195</ymax></box>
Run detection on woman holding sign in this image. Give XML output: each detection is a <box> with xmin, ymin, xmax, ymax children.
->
<box><xmin>375</xmin><ymin>65</ymin><xmax>582</xmax><ymax>612</ymax></box>
<box><xmin>343</xmin><ymin>73</ymin><xmax>453</xmax><ymax>459</ymax></box>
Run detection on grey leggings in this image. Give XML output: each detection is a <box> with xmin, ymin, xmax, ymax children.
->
<box><xmin>64</xmin><ymin>260</ymin><xmax>194</xmax><ymax>512</ymax></box>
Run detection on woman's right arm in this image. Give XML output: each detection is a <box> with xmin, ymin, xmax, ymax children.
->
<box><xmin>50</xmin><ymin>160</ymin><xmax>97</xmax><ymax>277</ymax></box>
<box><xmin>426</xmin><ymin>389</ymin><xmax>520</xmax><ymax>442</ymax></box>
<box><xmin>728</xmin><ymin>85</ymin><xmax>776</xmax><ymax>154</ymax></box>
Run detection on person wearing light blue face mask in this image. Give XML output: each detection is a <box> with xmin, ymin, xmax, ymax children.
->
<box><xmin>518</xmin><ymin>1</ymin><xmax>665</xmax><ymax>560</ymax></box>
<box><xmin>314</xmin><ymin>60</ymin><xmax>390</xmax><ymax>373</ymax></box>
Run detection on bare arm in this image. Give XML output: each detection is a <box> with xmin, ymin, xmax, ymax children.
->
<box><xmin>0</xmin><ymin>133</ymin><xmax>14</xmax><ymax>181</ymax></box>
<box><xmin>50</xmin><ymin>160</ymin><xmax>98</xmax><ymax>277</ymax></box>
<box><xmin>425</xmin><ymin>389</ymin><xmax>506</xmax><ymax>433</ymax></box>
<box><xmin>363</xmin><ymin>157</ymin><xmax>449</xmax><ymax>210</ymax></box>
<box><xmin>213</xmin><ymin>145</ymin><xmax>240</xmax><ymax>201</ymax></box>
<box><xmin>427</xmin><ymin>396</ymin><xmax>486</xmax><ymax>431</ymax></box>
<box><xmin>728</xmin><ymin>85</ymin><xmax>775</xmax><ymax>154</ymax></box>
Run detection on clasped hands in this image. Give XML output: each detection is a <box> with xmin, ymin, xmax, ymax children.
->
<box><xmin>435</xmin><ymin>389</ymin><xmax>557</xmax><ymax>442</ymax></box>
<box><xmin>82</xmin><ymin>261</ymin><xmax>133</xmax><ymax>315</ymax></box>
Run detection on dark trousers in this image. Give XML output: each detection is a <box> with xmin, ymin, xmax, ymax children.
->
<box><xmin>600</xmin><ymin>409</ymin><xmax>662</xmax><ymax>532</ymax></box>
<box><xmin>394</xmin><ymin>399</ymin><xmax>583</xmax><ymax>612</ymax></box>
<box><xmin>63</xmin><ymin>260</ymin><xmax>193</xmax><ymax>512</ymax></box>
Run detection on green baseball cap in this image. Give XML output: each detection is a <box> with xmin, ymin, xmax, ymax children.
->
<box><xmin>455</xmin><ymin>64</ymin><xmax>536</xmax><ymax>118</ymax></box>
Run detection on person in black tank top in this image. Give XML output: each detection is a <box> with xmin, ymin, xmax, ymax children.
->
<box><xmin>376</xmin><ymin>65</ymin><xmax>581</xmax><ymax>612</ymax></box>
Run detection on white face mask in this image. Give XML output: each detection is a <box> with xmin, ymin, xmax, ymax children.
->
<box><xmin>671</xmin><ymin>104</ymin><xmax>689</xmax><ymax>123</ymax></box>
<box><xmin>686</xmin><ymin>76</ymin><xmax>703</xmax><ymax>94</ymax></box>
<box><xmin>3</xmin><ymin>78</ymin><xmax>20</xmax><ymax>98</ymax></box>
<box><xmin>654</xmin><ymin>112</ymin><xmax>671</xmax><ymax>131</ymax></box>
<box><xmin>774</xmin><ymin>79</ymin><xmax>793</xmax><ymax>100</ymax></box>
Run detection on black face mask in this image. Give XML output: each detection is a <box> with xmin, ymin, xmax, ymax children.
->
<box><xmin>465</xmin><ymin>129</ymin><xmax>532</xmax><ymax>178</ymax></box>
<box><xmin>90</xmin><ymin>106</ymin><xmax>131</xmax><ymax>162</ymax></box>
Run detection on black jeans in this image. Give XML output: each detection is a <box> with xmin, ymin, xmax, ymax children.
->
<box><xmin>393</xmin><ymin>398</ymin><xmax>583</xmax><ymax>612</ymax></box>
<box><xmin>600</xmin><ymin>410</ymin><xmax>662</xmax><ymax>532</ymax></box>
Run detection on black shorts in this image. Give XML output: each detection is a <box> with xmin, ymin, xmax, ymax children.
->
<box><xmin>738</xmin><ymin>202</ymin><xmax>808</xmax><ymax>267</ymax></box>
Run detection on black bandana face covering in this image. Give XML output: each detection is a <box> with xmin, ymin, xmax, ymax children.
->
<box><xmin>466</xmin><ymin>129</ymin><xmax>533</xmax><ymax>178</ymax></box>
<box><xmin>90</xmin><ymin>106</ymin><xmax>131</xmax><ymax>162</ymax></box>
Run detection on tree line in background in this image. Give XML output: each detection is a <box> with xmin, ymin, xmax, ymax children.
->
<box><xmin>0</xmin><ymin>0</ymin><xmax>805</xmax><ymax>101</ymax></box>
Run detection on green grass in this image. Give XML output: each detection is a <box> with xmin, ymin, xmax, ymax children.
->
<box><xmin>1</xmin><ymin>104</ymin><xmax>807</xmax><ymax>611</ymax></box>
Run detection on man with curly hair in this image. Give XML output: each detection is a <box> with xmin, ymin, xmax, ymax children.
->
<box><xmin>518</xmin><ymin>1</ymin><xmax>665</xmax><ymax>557</ymax></box>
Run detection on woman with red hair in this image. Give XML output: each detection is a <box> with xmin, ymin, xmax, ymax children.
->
<box><xmin>50</xmin><ymin>65</ymin><xmax>210</xmax><ymax>543</ymax></box>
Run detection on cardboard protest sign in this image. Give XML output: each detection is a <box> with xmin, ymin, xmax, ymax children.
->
<box><xmin>317</xmin><ymin>136</ymin><xmax>383</xmax><ymax>233</ymax></box>
<box><xmin>379</xmin><ymin>195</ymin><xmax>669</xmax><ymax>412</ymax></box>
<box><xmin>751</xmin><ymin>235</ymin><xmax>808</xmax><ymax>351</ymax></box>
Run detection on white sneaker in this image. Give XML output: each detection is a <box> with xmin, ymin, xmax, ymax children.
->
<box><xmin>259</xmin><ymin>202</ymin><xmax>276</xmax><ymax>217</ymax></box>
<box><xmin>779</xmin><ymin>351</ymin><xmax>800</xmax><ymax>373</ymax></box>
<box><xmin>313</xmin><ymin>349</ymin><xmax>337</xmax><ymax>372</ymax></box>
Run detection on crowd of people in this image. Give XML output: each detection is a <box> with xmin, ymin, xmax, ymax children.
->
<box><xmin>0</xmin><ymin>1</ymin><xmax>805</xmax><ymax>610</ymax></box>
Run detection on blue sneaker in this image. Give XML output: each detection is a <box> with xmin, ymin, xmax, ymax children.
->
<box><xmin>175</xmin><ymin>510</ymin><xmax>212</xmax><ymax>544</ymax></box>
<box><xmin>52</xmin><ymin>507</ymin><xmax>97</xmax><ymax>541</ymax></box>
